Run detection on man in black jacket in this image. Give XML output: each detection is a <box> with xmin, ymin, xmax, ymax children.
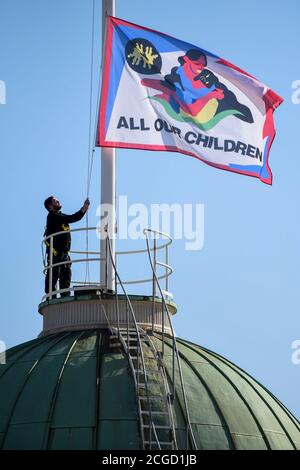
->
<box><xmin>44</xmin><ymin>196</ymin><xmax>90</xmax><ymax>297</ymax></box>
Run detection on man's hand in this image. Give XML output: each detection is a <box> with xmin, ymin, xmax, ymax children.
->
<box><xmin>81</xmin><ymin>198</ymin><xmax>90</xmax><ymax>213</ymax></box>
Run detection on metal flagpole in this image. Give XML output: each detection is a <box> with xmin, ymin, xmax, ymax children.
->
<box><xmin>101</xmin><ymin>0</ymin><xmax>116</xmax><ymax>292</ymax></box>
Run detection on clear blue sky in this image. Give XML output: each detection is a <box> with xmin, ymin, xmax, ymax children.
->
<box><xmin>1</xmin><ymin>0</ymin><xmax>300</xmax><ymax>419</ymax></box>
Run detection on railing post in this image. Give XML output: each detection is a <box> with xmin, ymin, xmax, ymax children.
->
<box><xmin>151</xmin><ymin>260</ymin><xmax>155</xmax><ymax>335</ymax></box>
<box><xmin>137</xmin><ymin>340</ymin><xmax>140</xmax><ymax>397</ymax></box>
<box><xmin>105</xmin><ymin>236</ymin><xmax>108</xmax><ymax>291</ymax></box>
<box><xmin>161</xmin><ymin>300</ymin><xmax>165</xmax><ymax>358</ymax></box>
<box><xmin>49</xmin><ymin>235</ymin><xmax>53</xmax><ymax>300</ymax></box>
<box><xmin>166</xmin><ymin>244</ymin><xmax>169</xmax><ymax>294</ymax></box>
<box><xmin>151</xmin><ymin>236</ymin><xmax>157</xmax><ymax>334</ymax></box>
<box><xmin>126</xmin><ymin>299</ymin><xmax>129</xmax><ymax>346</ymax></box>
<box><xmin>172</xmin><ymin>334</ymin><xmax>175</xmax><ymax>402</ymax></box>
<box><xmin>153</xmin><ymin>236</ymin><xmax>157</xmax><ymax>297</ymax></box>
<box><xmin>149</xmin><ymin>419</ymin><xmax>152</xmax><ymax>451</ymax></box>
<box><xmin>115</xmin><ymin>253</ymin><xmax>119</xmax><ymax>332</ymax></box>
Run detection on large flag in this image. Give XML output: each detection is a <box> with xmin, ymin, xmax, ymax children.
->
<box><xmin>97</xmin><ymin>17</ymin><xmax>283</xmax><ymax>185</ymax></box>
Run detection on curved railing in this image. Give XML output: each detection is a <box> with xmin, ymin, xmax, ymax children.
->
<box><xmin>42</xmin><ymin>226</ymin><xmax>173</xmax><ymax>301</ymax></box>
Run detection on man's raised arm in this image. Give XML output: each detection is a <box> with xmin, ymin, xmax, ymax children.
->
<box><xmin>55</xmin><ymin>198</ymin><xmax>90</xmax><ymax>224</ymax></box>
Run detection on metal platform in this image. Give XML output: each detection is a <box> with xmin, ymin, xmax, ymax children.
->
<box><xmin>38</xmin><ymin>294</ymin><xmax>177</xmax><ymax>337</ymax></box>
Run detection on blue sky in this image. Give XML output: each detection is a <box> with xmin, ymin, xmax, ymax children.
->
<box><xmin>1</xmin><ymin>0</ymin><xmax>300</xmax><ymax>419</ymax></box>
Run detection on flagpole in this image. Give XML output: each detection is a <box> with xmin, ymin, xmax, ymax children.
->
<box><xmin>101</xmin><ymin>0</ymin><xmax>116</xmax><ymax>292</ymax></box>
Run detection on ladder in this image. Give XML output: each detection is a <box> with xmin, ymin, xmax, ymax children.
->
<box><xmin>112</xmin><ymin>326</ymin><xmax>177</xmax><ymax>450</ymax></box>
<box><xmin>105</xmin><ymin>233</ymin><xmax>194</xmax><ymax>450</ymax></box>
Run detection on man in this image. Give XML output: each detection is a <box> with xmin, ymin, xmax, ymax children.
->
<box><xmin>44</xmin><ymin>196</ymin><xmax>90</xmax><ymax>297</ymax></box>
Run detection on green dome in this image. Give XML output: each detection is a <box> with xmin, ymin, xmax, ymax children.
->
<box><xmin>0</xmin><ymin>329</ymin><xmax>299</xmax><ymax>450</ymax></box>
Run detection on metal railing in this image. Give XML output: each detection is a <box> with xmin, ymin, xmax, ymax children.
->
<box><xmin>42</xmin><ymin>227</ymin><xmax>173</xmax><ymax>301</ymax></box>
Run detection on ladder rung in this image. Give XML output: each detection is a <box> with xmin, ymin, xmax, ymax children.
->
<box><xmin>141</xmin><ymin>411</ymin><xmax>169</xmax><ymax>415</ymax></box>
<box><xmin>124</xmin><ymin>338</ymin><xmax>147</xmax><ymax>342</ymax></box>
<box><xmin>139</xmin><ymin>396</ymin><xmax>167</xmax><ymax>401</ymax></box>
<box><xmin>134</xmin><ymin>369</ymin><xmax>160</xmax><ymax>374</ymax></box>
<box><xmin>123</xmin><ymin>330</ymin><xmax>147</xmax><ymax>334</ymax></box>
<box><xmin>120</xmin><ymin>331</ymin><xmax>145</xmax><ymax>335</ymax></box>
<box><xmin>138</xmin><ymin>383</ymin><xmax>165</xmax><ymax>388</ymax></box>
<box><xmin>143</xmin><ymin>425</ymin><xmax>171</xmax><ymax>429</ymax></box>
<box><xmin>144</xmin><ymin>441</ymin><xmax>172</xmax><ymax>445</ymax></box>
<box><xmin>131</xmin><ymin>357</ymin><xmax>158</xmax><ymax>361</ymax></box>
<box><xmin>118</xmin><ymin>328</ymin><xmax>139</xmax><ymax>331</ymax></box>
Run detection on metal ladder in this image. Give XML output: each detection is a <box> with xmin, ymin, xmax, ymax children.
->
<box><xmin>103</xmin><ymin>236</ymin><xmax>176</xmax><ymax>450</ymax></box>
<box><xmin>114</xmin><ymin>326</ymin><xmax>177</xmax><ymax>450</ymax></box>
<box><xmin>105</xmin><ymin>232</ymin><xmax>197</xmax><ymax>450</ymax></box>
<box><xmin>143</xmin><ymin>229</ymin><xmax>198</xmax><ymax>450</ymax></box>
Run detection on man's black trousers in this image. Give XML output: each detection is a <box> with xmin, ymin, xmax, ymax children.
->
<box><xmin>45</xmin><ymin>252</ymin><xmax>71</xmax><ymax>297</ymax></box>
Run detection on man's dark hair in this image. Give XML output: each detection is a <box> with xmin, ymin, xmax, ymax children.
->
<box><xmin>44</xmin><ymin>196</ymin><xmax>54</xmax><ymax>211</ymax></box>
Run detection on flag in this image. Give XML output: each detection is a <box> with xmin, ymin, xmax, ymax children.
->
<box><xmin>97</xmin><ymin>16</ymin><xmax>283</xmax><ymax>185</ymax></box>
